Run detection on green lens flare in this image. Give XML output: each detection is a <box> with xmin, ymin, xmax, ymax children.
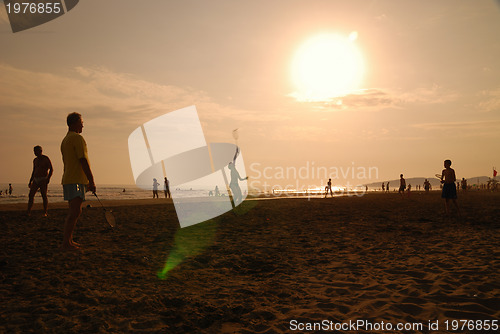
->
<box><xmin>157</xmin><ymin>219</ymin><xmax>218</xmax><ymax>279</ymax></box>
<box><xmin>157</xmin><ymin>201</ymin><xmax>257</xmax><ymax>279</ymax></box>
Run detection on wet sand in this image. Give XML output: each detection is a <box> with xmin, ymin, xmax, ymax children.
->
<box><xmin>0</xmin><ymin>191</ymin><xmax>498</xmax><ymax>333</ymax></box>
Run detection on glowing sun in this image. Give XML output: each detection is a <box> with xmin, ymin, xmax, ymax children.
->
<box><xmin>291</xmin><ymin>32</ymin><xmax>364</xmax><ymax>101</ymax></box>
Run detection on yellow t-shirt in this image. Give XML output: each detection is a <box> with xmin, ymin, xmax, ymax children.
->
<box><xmin>61</xmin><ymin>131</ymin><xmax>90</xmax><ymax>185</ymax></box>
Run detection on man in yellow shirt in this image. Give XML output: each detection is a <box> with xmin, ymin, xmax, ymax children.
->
<box><xmin>61</xmin><ymin>112</ymin><xmax>96</xmax><ymax>251</ymax></box>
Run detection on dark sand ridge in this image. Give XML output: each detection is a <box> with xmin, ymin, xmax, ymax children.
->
<box><xmin>0</xmin><ymin>192</ymin><xmax>498</xmax><ymax>333</ymax></box>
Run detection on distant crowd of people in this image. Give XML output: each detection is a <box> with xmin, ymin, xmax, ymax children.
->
<box><xmin>320</xmin><ymin>159</ymin><xmax>482</xmax><ymax>217</ymax></box>
<box><xmin>0</xmin><ymin>184</ymin><xmax>13</xmax><ymax>197</ymax></box>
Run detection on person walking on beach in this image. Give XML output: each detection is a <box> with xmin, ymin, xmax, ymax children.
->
<box><xmin>325</xmin><ymin>178</ymin><xmax>333</xmax><ymax>198</ymax></box>
<box><xmin>164</xmin><ymin>177</ymin><xmax>171</xmax><ymax>198</ymax></box>
<box><xmin>27</xmin><ymin>145</ymin><xmax>53</xmax><ymax>216</ymax></box>
<box><xmin>61</xmin><ymin>112</ymin><xmax>96</xmax><ymax>251</ymax></box>
<box><xmin>8</xmin><ymin>184</ymin><xmax>13</xmax><ymax>196</ymax></box>
<box><xmin>381</xmin><ymin>182</ymin><xmax>385</xmax><ymax>192</ymax></box>
<box><xmin>152</xmin><ymin>178</ymin><xmax>160</xmax><ymax>198</ymax></box>
<box><xmin>441</xmin><ymin>159</ymin><xmax>460</xmax><ymax>216</ymax></box>
<box><xmin>386</xmin><ymin>182</ymin><xmax>390</xmax><ymax>192</ymax></box>
<box><xmin>398</xmin><ymin>174</ymin><xmax>406</xmax><ymax>196</ymax></box>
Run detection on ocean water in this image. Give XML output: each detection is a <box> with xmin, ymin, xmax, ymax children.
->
<box><xmin>0</xmin><ymin>183</ymin><xmax>370</xmax><ymax>205</ymax></box>
<box><xmin>0</xmin><ymin>184</ymin><xmax>218</xmax><ymax>205</ymax></box>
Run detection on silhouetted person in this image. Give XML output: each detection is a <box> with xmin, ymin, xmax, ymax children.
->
<box><xmin>386</xmin><ymin>182</ymin><xmax>390</xmax><ymax>192</ymax></box>
<box><xmin>441</xmin><ymin>159</ymin><xmax>460</xmax><ymax>216</ymax></box>
<box><xmin>61</xmin><ymin>112</ymin><xmax>96</xmax><ymax>251</ymax></box>
<box><xmin>398</xmin><ymin>174</ymin><xmax>406</xmax><ymax>196</ymax></box>
<box><xmin>215</xmin><ymin>185</ymin><xmax>220</xmax><ymax>197</ymax></box>
<box><xmin>461</xmin><ymin>178</ymin><xmax>467</xmax><ymax>192</ymax></box>
<box><xmin>325</xmin><ymin>178</ymin><xmax>333</xmax><ymax>198</ymax></box>
<box><xmin>27</xmin><ymin>145</ymin><xmax>53</xmax><ymax>216</ymax></box>
<box><xmin>152</xmin><ymin>178</ymin><xmax>160</xmax><ymax>198</ymax></box>
<box><xmin>229</xmin><ymin>147</ymin><xmax>247</xmax><ymax>206</ymax></box>
<box><xmin>8</xmin><ymin>184</ymin><xmax>13</xmax><ymax>195</ymax></box>
<box><xmin>164</xmin><ymin>177</ymin><xmax>171</xmax><ymax>198</ymax></box>
<box><xmin>423</xmin><ymin>179</ymin><xmax>431</xmax><ymax>193</ymax></box>
<box><xmin>381</xmin><ymin>182</ymin><xmax>385</xmax><ymax>191</ymax></box>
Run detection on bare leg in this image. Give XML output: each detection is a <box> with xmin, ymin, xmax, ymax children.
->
<box><xmin>41</xmin><ymin>194</ymin><xmax>48</xmax><ymax>216</ymax></box>
<box><xmin>40</xmin><ymin>182</ymin><xmax>48</xmax><ymax>216</ymax></box>
<box><xmin>62</xmin><ymin>197</ymin><xmax>83</xmax><ymax>251</ymax></box>
<box><xmin>444</xmin><ymin>198</ymin><xmax>450</xmax><ymax>215</ymax></box>
<box><xmin>232</xmin><ymin>185</ymin><xmax>242</xmax><ymax>205</ymax></box>
<box><xmin>27</xmin><ymin>184</ymin><xmax>39</xmax><ymax>215</ymax></box>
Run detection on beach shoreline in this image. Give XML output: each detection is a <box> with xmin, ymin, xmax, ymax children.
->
<box><xmin>0</xmin><ymin>189</ymin><xmax>450</xmax><ymax>212</ymax></box>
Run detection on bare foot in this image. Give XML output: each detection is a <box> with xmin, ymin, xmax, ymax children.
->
<box><xmin>71</xmin><ymin>241</ymin><xmax>82</xmax><ymax>247</ymax></box>
<box><xmin>60</xmin><ymin>243</ymin><xmax>81</xmax><ymax>251</ymax></box>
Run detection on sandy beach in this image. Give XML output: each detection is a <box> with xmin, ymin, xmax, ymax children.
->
<box><xmin>0</xmin><ymin>191</ymin><xmax>498</xmax><ymax>333</ymax></box>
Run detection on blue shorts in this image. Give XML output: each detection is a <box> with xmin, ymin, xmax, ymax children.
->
<box><xmin>63</xmin><ymin>184</ymin><xmax>86</xmax><ymax>201</ymax></box>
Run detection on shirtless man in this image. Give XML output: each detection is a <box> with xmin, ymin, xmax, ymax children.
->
<box><xmin>27</xmin><ymin>146</ymin><xmax>53</xmax><ymax>216</ymax></box>
<box><xmin>398</xmin><ymin>174</ymin><xmax>406</xmax><ymax>196</ymax></box>
<box><xmin>441</xmin><ymin>159</ymin><xmax>460</xmax><ymax>216</ymax></box>
<box><xmin>325</xmin><ymin>178</ymin><xmax>333</xmax><ymax>198</ymax></box>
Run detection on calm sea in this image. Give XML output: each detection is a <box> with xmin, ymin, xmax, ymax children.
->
<box><xmin>0</xmin><ymin>184</ymin><xmax>370</xmax><ymax>205</ymax></box>
<box><xmin>0</xmin><ymin>184</ymin><xmax>217</xmax><ymax>205</ymax></box>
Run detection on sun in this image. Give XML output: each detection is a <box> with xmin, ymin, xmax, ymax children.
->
<box><xmin>291</xmin><ymin>32</ymin><xmax>364</xmax><ymax>102</ymax></box>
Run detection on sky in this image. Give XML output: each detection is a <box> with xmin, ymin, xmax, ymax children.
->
<box><xmin>1</xmin><ymin>0</ymin><xmax>499</xmax><ymax>192</ymax></box>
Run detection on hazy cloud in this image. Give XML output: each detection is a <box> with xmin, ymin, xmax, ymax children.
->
<box><xmin>478</xmin><ymin>88</ymin><xmax>500</xmax><ymax>113</ymax></box>
<box><xmin>291</xmin><ymin>89</ymin><xmax>397</xmax><ymax>111</ymax></box>
<box><xmin>399</xmin><ymin>84</ymin><xmax>458</xmax><ymax>105</ymax></box>
<box><xmin>0</xmin><ymin>64</ymin><xmax>241</xmax><ymax>128</ymax></box>
<box><xmin>412</xmin><ymin>120</ymin><xmax>500</xmax><ymax>137</ymax></box>
<box><xmin>0</xmin><ymin>63</ymin><xmax>289</xmax><ymax>148</ymax></box>
<box><xmin>299</xmin><ymin>84</ymin><xmax>456</xmax><ymax>111</ymax></box>
<box><xmin>337</xmin><ymin>89</ymin><xmax>397</xmax><ymax>110</ymax></box>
